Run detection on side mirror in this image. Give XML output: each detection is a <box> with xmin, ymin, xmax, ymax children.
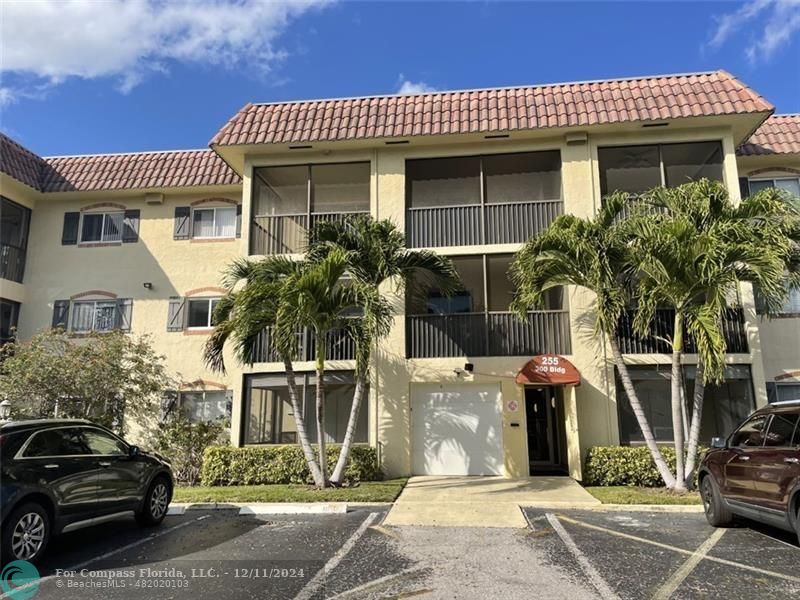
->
<box><xmin>710</xmin><ymin>437</ymin><xmax>726</xmax><ymax>449</ymax></box>
<box><xmin>129</xmin><ymin>445</ymin><xmax>140</xmax><ymax>457</ymax></box>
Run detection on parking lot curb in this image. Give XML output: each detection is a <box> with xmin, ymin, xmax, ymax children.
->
<box><xmin>168</xmin><ymin>502</ymin><xmax>349</xmax><ymax>515</ymax></box>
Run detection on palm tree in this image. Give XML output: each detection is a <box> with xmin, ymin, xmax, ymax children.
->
<box><xmin>510</xmin><ymin>193</ymin><xmax>678</xmax><ymax>488</ymax></box>
<box><xmin>204</xmin><ymin>249</ymin><xmax>365</xmax><ymax>488</ymax></box>
<box><xmin>308</xmin><ymin>216</ymin><xmax>460</xmax><ymax>485</ymax></box>
<box><xmin>628</xmin><ymin>179</ymin><xmax>800</xmax><ymax>488</ymax></box>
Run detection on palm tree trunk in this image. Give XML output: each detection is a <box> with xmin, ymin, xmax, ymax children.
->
<box><xmin>683</xmin><ymin>358</ymin><xmax>706</xmax><ymax>487</ymax></box>
<box><xmin>671</xmin><ymin>313</ymin><xmax>687</xmax><ymax>492</ymax></box>
<box><xmin>609</xmin><ymin>336</ymin><xmax>677</xmax><ymax>488</ymax></box>
<box><xmin>315</xmin><ymin>339</ymin><xmax>329</xmax><ymax>488</ymax></box>
<box><xmin>330</xmin><ymin>374</ymin><xmax>367</xmax><ymax>485</ymax></box>
<box><xmin>283</xmin><ymin>358</ymin><xmax>324</xmax><ymax>487</ymax></box>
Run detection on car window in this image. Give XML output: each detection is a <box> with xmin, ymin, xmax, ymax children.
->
<box><xmin>23</xmin><ymin>428</ymin><xmax>91</xmax><ymax>457</ymax></box>
<box><xmin>82</xmin><ymin>428</ymin><xmax>128</xmax><ymax>456</ymax></box>
<box><xmin>729</xmin><ymin>414</ymin><xmax>770</xmax><ymax>448</ymax></box>
<box><xmin>764</xmin><ymin>413</ymin><xmax>800</xmax><ymax>447</ymax></box>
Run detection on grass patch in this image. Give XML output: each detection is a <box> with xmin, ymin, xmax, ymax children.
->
<box><xmin>173</xmin><ymin>479</ymin><xmax>408</xmax><ymax>504</ymax></box>
<box><xmin>584</xmin><ymin>486</ymin><xmax>702</xmax><ymax>505</ymax></box>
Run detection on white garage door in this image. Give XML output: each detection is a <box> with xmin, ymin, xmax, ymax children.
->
<box><xmin>411</xmin><ymin>383</ymin><xmax>504</xmax><ymax>476</ymax></box>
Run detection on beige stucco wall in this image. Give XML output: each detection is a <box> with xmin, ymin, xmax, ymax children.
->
<box><xmin>735</xmin><ymin>158</ymin><xmax>800</xmax><ymax>388</ymax></box>
<box><xmin>13</xmin><ymin>185</ymin><xmax>244</xmax><ymax>443</ymax></box>
<box><xmin>6</xmin><ymin>116</ymin><xmax>794</xmax><ymax>478</ymax></box>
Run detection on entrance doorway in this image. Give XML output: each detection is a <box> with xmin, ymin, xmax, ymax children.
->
<box><xmin>525</xmin><ymin>387</ymin><xmax>567</xmax><ymax>475</ymax></box>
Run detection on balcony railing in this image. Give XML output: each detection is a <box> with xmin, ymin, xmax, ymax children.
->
<box><xmin>615</xmin><ymin>307</ymin><xmax>748</xmax><ymax>354</ymax></box>
<box><xmin>406</xmin><ymin>310</ymin><xmax>572</xmax><ymax>358</ymax></box>
<box><xmin>250</xmin><ymin>210</ymin><xmax>369</xmax><ymax>255</ymax></box>
<box><xmin>252</xmin><ymin>327</ymin><xmax>356</xmax><ymax>363</ymax></box>
<box><xmin>406</xmin><ymin>199</ymin><xmax>562</xmax><ymax>248</ymax></box>
<box><xmin>0</xmin><ymin>244</ymin><xmax>26</xmax><ymax>283</ymax></box>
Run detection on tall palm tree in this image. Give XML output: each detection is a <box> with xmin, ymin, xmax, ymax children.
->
<box><xmin>204</xmin><ymin>249</ymin><xmax>365</xmax><ymax>488</ymax></box>
<box><xmin>628</xmin><ymin>179</ymin><xmax>800</xmax><ymax>488</ymax></box>
<box><xmin>308</xmin><ymin>216</ymin><xmax>460</xmax><ymax>485</ymax></box>
<box><xmin>510</xmin><ymin>193</ymin><xmax>678</xmax><ymax>488</ymax></box>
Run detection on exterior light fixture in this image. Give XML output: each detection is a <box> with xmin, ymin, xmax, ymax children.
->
<box><xmin>0</xmin><ymin>399</ymin><xmax>11</xmax><ymax>421</ymax></box>
<box><xmin>143</xmin><ymin>282</ymin><xmax>153</xmax><ymax>289</ymax></box>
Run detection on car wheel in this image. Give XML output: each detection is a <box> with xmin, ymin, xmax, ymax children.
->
<box><xmin>136</xmin><ymin>477</ymin><xmax>171</xmax><ymax>527</ymax></box>
<box><xmin>794</xmin><ymin>504</ymin><xmax>800</xmax><ymax>545</ymax></box>
<box><xmin>701</xmin><ymin>475</ymin><xmax>732</xmax><ymax>527</ymax></box>
<box><xmin>1</xmin><ymin>502</ymin><xmax>50</xmax><ymax>564</ymax></box>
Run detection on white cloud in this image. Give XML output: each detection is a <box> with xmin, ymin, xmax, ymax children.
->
<box><xmin>0</xmin><ymin>0</ymin><xmax>332</xmax><ymax>96</ymax></box>
<box><xmin>707</xmin><ymin>0</ymin><xmax>800</xmax><ymax>63</ymax></box>
<box><xmin>396</xmin><ymin>76</ymin><xmax>438</xmax><ymax>95</ymax></box>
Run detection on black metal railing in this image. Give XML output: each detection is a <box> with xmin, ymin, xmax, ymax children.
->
<box><xmin>406</xmin><ymin>310</ymin><xmax>572</xmax><ymax>358</ymax></box>
<box><xmin>250</xmin><ymin>210</ymin><xmax>369</xmax><ymax>255</ymax></box>
<box><xmin>252</xmin><ymin>327</ymin><xmax>356</xmax><ymax>363</ymax></box>
<box><xmin>615</xmin><ymin>307</ymin><xmax>748</xmax><ymax>354</ymax></box>
<box><xmin>0</xmin><ymin>244</ymin><xmax>26</xmax><ymax>283</ymax></box>
<box><xmin>406</xmin><ymin>199</ymin><xmax>563</xmax><ymax>248</ymax></box>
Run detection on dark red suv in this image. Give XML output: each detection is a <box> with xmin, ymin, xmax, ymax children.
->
<box><xmin>698</xmin><ymin>400</ymin><xmax>800</xmax><ymax>541</ymax></box>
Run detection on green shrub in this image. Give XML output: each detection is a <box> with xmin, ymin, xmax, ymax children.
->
<box><xmin>583</xmin><ymin>446</ymin><xmax>707</xmax><ymax>487</ymax></box>
<box><xmin>201</xmin><ymin>445</ymin><xmax>381</xmax><ymax>486</ymax></box>
<box><xmin>150</xmin><ymin>418</ymin><xmax>228</xmax><ymax>485</ymax></box>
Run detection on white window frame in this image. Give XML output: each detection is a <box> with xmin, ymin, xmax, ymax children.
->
<box><xmin>748</xmin><ymin>176</ymin><xmax>800</xmax><ymax>196</ymax></box>
<box><xmin>186</xmin><ymin>297</ymin><xmax>220</xmax><ymax>329</ymax></box>
<box><xmin>191</xmin><ymin>206</ymin><xmax>236</xmax><ymax>239</ymax></box>
<box><xmin>79</xmin><ymin>211</ymin><xmax>125</xmax><ymax>244</ymax></box>
<box><xmin>178</xmin><ymin>389</ymin><xmax>230</xmax><ymax>422</ymax></box>
<box><xmin>70</xmin><ymin>300</ymin><xmax>118</xmax><ymax>333</ymax></box>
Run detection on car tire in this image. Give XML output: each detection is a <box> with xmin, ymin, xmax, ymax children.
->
<box><xmin>794</xmin><ymin>503</ymin><xmax>800</xmax><ymax>546</ymax></box>
<box><xmin>701</xmin><ymin>475</ymin><xmax>733</xmax><ymax>527</ymax></box>
<box><xmin>1</xmin><ymin>502</ymin><xmax>51</xmax><ymax>565</ymax></box>
<box><xmin>136</xmin><ymin>476</ymin><xmax>171</xmax><ymax>527</ymax></box>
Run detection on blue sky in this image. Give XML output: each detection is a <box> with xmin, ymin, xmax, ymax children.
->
<box><xmin>2</xmin><ymin>1</ymin><xmax>799</xmax><ymax>156</ymax></box>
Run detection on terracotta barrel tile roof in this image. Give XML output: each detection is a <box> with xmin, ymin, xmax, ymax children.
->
<box><xmin>0</xmin><ymin>133</ymin><xmax>46</xmax><ymax>190</ymax></box>
<box><xmin>210</xmin><ymin>71</ymin><xmax>773</xmax><ymax>147</ymax></box>
<box><xmin>737</xmin><ymin>114</ymin><xmax>800</xmax><ymax>156</ymax></box>
<box><xmin>41</xmin><ymin>149</ymin><xmax>240</xmax><ymax>192</ymax></box>
<box><xmin>0</xmin><ymin>137</ymin><xmax>240</xmax><ymax>192</ymax></box>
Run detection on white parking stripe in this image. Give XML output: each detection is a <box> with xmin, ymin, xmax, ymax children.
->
<box><xmin>558</xmin><ymin>514</ymin><xmax>800</xmax><ymax>584</ymax></box>
<box><xmin>0</xmin><ymin>515</ymin><xmax>207</xmax><ymax>600</ymax></box>
<box><xmin>545</xmin><ymin>513</ymin><xmax>620</xmax><ymax>600</ymax></box>
<box><xmin>327</xmin><ymin>566</ymin><xmax>427</xmax><ymax>600</ymax></box>
<box><xmin>294</xmin><ymin>512</ymin><xmax>380</xmax><ymax>600</ymax></box>
<box><xmin>652</xmin><ymin>528</ymin><xmax>726</xmax><ymax>600</ymax></box>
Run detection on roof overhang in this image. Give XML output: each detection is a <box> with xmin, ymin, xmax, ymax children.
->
<box><xmin>212</xmin><ymin>111</ymin><xmax>772</xmax><ymax>176</ymax></box>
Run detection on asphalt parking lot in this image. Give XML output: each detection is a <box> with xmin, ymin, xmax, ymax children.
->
<box><xmin>8</xmin><ymin>506</ymin><xmax>800</xmax><ymax>599</ymax></box>
<box><xmin>522</xmin><ymin>508</ymin><xmax>800</xmax><ymax>600</ymax></box>
<box><xmin>22</xmin><ymin>506</ymin><xmax>416</xmax><ymax>600</ymax></box>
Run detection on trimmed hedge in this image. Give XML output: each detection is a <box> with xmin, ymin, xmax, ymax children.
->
<box><xmin>201</xmin><ymin>444</ymin><xmax>381</xmax><ymax>487</ymax></box>
<box><xmin>583</xmin><ymin>446</ymin><xmax>707</xmax><ymax>487</ymax></box>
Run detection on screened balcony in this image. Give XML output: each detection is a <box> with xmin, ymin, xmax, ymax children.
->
<box><xmin>250</xmin><ymin>162</ymin><xmax>370</xmax><ymax>255</ymax></box>
<box><xmin>1</xmin><ymin>196</ymin><xmax>30</xmax><ymax>284</ymax></box>
<box><xmin>406</xmin><ymin>254</ymin><xmax>571</xmax><ymax>358</ymax></box>
<box><xmin>615</xmin><ymin>307</ymin><xmax>748</xmax><ymax>354</ymax></box>
<box><xmin>406</xmin><ymin>151</ymin><xmax>563</xmax><ymax>248</ymax></box>
<box><xmin>251</xmin><ymin>327</ymin><xmax>355</xmax><ymax>363</ymax></box>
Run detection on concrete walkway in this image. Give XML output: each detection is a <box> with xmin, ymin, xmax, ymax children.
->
<box><xmin>384</xmin><ymin>475</ymin><xmax>601</xmax><ymax>528</ymax></box>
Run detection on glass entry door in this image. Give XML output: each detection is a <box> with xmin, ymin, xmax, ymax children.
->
<box><xmin>525</xmin><ymin>387</ymin><xmax>567</xmax><ymax>475</ymax></box>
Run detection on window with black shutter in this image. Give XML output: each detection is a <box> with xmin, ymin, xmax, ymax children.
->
<box><xmin>62</xmin><ymin>213</ymin><xmax>80</xmax><ymax>245</ymax></box>
<box><xmin>167</xmin><ymin>297</ymin><xmax>186</xmax><ymax>331</ymax></box>
<box><xmin>174</xmin><ymin>207</ymin><xmax>191</xmax><ymax>240</ymax></box>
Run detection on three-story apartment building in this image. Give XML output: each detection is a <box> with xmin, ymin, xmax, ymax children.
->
<box><xmin>2</xmin><ymin>70</ymin><xmax>798</xmax><ymax>480</ymax></box>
